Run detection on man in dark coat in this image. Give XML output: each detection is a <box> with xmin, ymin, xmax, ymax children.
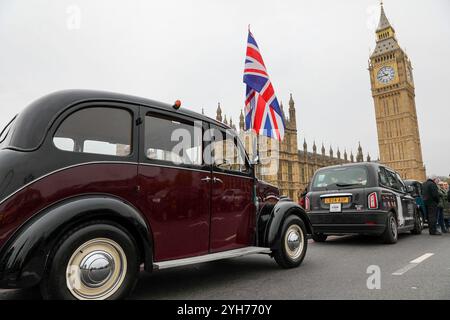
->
<box><xmin>423</xmin><ymin>177</ymin><xmax>441</xmax><ymax>235</ymax></box>
<box><xmin>447</xmin><ymin>188</ymin><xmax>450</xmax><ymax>204</ymax></box>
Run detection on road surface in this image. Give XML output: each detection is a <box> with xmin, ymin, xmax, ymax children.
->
<box><xmin>1</xmin><ymin>231</ymin><xmax>449</xmax><ymax>300</ymax></box>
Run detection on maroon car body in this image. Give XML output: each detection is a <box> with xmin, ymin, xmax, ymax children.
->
<box><xmin>0</xmin><ymin>90</ymin><xmax>311</xmax><ymax>299</ymax></box>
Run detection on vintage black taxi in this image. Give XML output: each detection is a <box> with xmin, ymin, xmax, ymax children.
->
<box><xmin>0</xmin><ymin>90</ymin><xmax>312</xmax><ymax>300</ymax></box>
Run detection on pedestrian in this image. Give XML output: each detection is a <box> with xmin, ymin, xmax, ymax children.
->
<box><xmin>445</xmin><ymin>185</ymin><xmax>450</xmax><ymax>229</ymax></box>
<box><xmin>436</xmin><ymin>184</ymin><xmax>448</xmax><ymax>233</ymax></box>
<box><xmin>422</xmin><ymin>176</ymin><xmax>441</xmax><ymax>235</ymax></box>
<box><xmin>447</xmin><ymin>186</ymin><xmax>450</xmax><ymax>204</ymax></box>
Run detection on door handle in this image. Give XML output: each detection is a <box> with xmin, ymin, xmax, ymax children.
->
<box><xmin>201</xmin><ymin>177</ymin><xmax>211</xmax><ymax>182</ymax></box>
<box><xmin>213</xmin><ymin>177</ymin><xmax>223</xmax><ymax>184</ymax></box>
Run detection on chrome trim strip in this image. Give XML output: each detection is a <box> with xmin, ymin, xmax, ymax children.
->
<box><xmin>138</xmin><ymin>162</ymin><xmax>253</xmax><ymax>179</ymax></box>
<box><xmin>213</xmin><ymin>170</ymin><xmax>254</xmax><ymax>180</ymax></box>
<box><xmin>320</xmin><ymin>193</ymin><xmax>353</xmax><ymax>198</ymax></box>
<box><xmin>263</xmin><ymin>195</ymin><xmax>280</xmax><ymax>201</ymax></box>
<box><xmin>138</xmin><ymin>162</ymin><xmax>209</xmax><ymax>173</ymax></box>
<box><xmin>153</xmin><ymin>246</ymin><xmax>272</xmax><ymax>270</ymax></box>
<box><xmin>0</xmin><ymin>161</ymin><xmax>137</xmax><ymax>206</ymax></box>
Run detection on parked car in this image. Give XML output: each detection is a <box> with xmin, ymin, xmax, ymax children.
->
<box><xmin>0</xmin><ymin>90</ymin><xmax>312</xmax><ymax>300</ymax></box>
<box><xmin>305</xmin><ymin>162</ymin><xmax>422</xmax><ymax>244</ymax></box>
<box><xmin>404</xmin><ymin>180</ymin><xmax>427</xmax><ymax>224</ymax></box>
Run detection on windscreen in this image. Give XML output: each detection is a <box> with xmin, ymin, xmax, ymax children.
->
<box><xmin>312</xmin><ymin>166</ymin><xmax>368</xmax><ymax>191</ymax></box>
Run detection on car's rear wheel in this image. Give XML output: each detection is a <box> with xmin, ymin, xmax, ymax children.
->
<box><xmin>40</xmin><ymin>222</ymin><xmax>140</xmax><ymax>300</ymax></box>
<box><xmin>312</xmin><ymin>233</ymin><xmax>328</xmax><ymax>242</ymax></box>
<box><xmin>273</xmin><ymin>215</ymin><xmax>308</xmax><ymax>268</ymax></box>
<box><xmin>411</xmin><ymin>208</ymin><xmax>423</xmax><ymax>235</ymax></box>
<box><xmin>381</xmin><ymin>212</ymin><xmax>398</xmax><ymax>244</ymax></box>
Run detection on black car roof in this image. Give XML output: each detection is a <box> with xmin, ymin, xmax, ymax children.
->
<box><xmin>7</xmin><ymin>89</ymin><xmax>229</xmax><ymax>151</ymax></box>
<box><xmin>315</xmin><ymin>162</ymin><xmax>383</xmax><ymax>171</ymax></box>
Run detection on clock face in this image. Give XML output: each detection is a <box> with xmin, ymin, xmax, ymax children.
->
<box><xmin>376</xmin><ymin>66</ymin><xmax>395</xmax><ymax>84</ymax></box>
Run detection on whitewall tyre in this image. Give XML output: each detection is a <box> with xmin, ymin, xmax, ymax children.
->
<box><xmin>40</xmin><ymin>222</ymin><xmax>140</xmax><ymax>300</ymax></box>
<box><xmin>273</xmin><ymin>215</ymin><xmax>308</xmax><ymax>268</ymax></box>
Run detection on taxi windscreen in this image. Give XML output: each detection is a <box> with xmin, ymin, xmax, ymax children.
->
<box><xmin>312</xmin><ymin>166</ymin><xmax>368</xmax><ymax>191</ymax></box>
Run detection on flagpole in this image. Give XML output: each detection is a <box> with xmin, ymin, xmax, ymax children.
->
<box><xmin>252</xmin><ymin>130</ymin><xmax>259</xmax><ymax>176</ymax></box>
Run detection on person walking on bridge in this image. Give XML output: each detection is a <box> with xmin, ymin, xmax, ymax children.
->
<box><xmin>423</xmin><ymin>176</ymin><xmax>441</xmax><ymax>235</ymax></box>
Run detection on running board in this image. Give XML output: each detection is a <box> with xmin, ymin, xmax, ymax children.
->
<box><xmin>153</xmin><ymin>246</ymin><xmax>272</xmax><ymax>270</ymax></box>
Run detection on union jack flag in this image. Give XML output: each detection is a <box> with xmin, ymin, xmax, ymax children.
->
<box><xmin>243</xmin><ymin>29</ymin><xmax>285</xmax><ymax>141</ymax></box>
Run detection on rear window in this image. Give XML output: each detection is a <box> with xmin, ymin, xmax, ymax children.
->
<box><xmin>312</xmin><ymin>166</ymin><xmax>368</xmax><ymax>190</ymax></box>
<box><xmin>53</xmin><ymin>107</ymin><xmax>132</xmax><ymax>156</ymax></box>
<box><xmin>0</xmin><ymin>116</ymin><xmax>17</xmax><ymax>149</ymax></box>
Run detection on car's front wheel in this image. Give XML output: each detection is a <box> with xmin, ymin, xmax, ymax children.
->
<box><xmin>273</xmin><ymin>215</ymin><xmax>308</xmax><ymax>268</ymax></box>
<box><xmin>40</xmin><ymin>222</ymin><xmax>140</xmax><ymax>300</ymax></box>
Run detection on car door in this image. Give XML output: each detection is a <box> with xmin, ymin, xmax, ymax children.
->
<box><xmin>384</xmin><ymin>168</ymin><xmax>413</xmax><ymax>228</ymax></box>
<box><xmin>394</xmin><ymin>172</ymin><xmax>415</xmax><ymax>227</ymax></box>
<box><xmin>137</xmin><ymin>108</ymin><xmax>211</xmax><ymax>261</ymax></box>
<box><xmin>209</xmin><ymin>125</ymin><xmax>255</xmax><ymax>252</ymax></box>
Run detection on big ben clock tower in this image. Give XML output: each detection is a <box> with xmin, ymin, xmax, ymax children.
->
<box><xmin>369</xmin><ymin>2</ymin><xmax>426</xmax><ymax>181</ymax></box>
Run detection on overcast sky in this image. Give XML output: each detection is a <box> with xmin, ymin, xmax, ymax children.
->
<box><xmin>0</xmin><ymin>0</ymin><xmax>449</xmax><ymax>176</ymax></box>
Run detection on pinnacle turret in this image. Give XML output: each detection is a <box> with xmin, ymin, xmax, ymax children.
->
<box><xmin>216</xmin><ymin>103</ymin><xmax>222</xmax><ymax>122</ymax></box>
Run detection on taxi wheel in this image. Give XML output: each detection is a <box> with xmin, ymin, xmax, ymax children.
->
<box><xmin>273</xmin><ymin>215</ymin><xmax>308</xmax><ymax>268</ymax></box>
<box><xmin>381</xmin><ymin>212</ymin><xmax>398</xmax><ymax>244</ymax></box>
<box><xmin>312</xmin><ymin>233</ymin><xmax>328</xmax><ymax>242</ymax></box>
<box><xmin>411</xmin><ymin>208</ymin><xmax>423</xmax><ymax>235</ymax></box>
<box><xmin>40</xmin><ymin>222</ymin><xmax>140</xmax><ymax>300</ymax></box>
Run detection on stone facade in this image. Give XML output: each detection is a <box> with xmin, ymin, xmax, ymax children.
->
<box><xmin>215</xmin><ymin>94</ymin><xmax>367</xmax><ymax>202</ymax></box>
<box><xmin>368</xmin><ymin>3</ymin><xmax>426</xmax><ymax>181</ymax></box>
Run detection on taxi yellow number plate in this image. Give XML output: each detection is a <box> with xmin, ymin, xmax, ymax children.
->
<box><xmin>324</xmin><ymin>197</ymin><xmax>350</xmax><ymax>204</ymax></box>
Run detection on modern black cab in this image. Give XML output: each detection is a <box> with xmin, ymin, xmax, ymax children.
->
<box><xmin>305</xmin><ymin>162</ymin><xmax>423</xmax><ymax>244</ymax></box>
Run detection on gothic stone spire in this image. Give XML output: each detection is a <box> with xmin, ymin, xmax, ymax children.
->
<box><xmin>377</xmin><ymin>2</ymin><xmax>394</xmax><ymax>32</ymax></box>
<box><xmin>239</xmin><ymin>109</ymin><xmax>245</xmax><ymax>130</ymax></box>
<box><xmin>216</xmin><ymin>103</ymin><xmax>222</xmax><ymax>122</ymax></box>
<box><xmin>288</xmin><ymin>94</ymin><xmax>296</xmax><ymax>127</ymax></box>
<box><xmin>356</xmin><ymin>142</ymin><xmax>364</xmax><ymax>162</ymax></box>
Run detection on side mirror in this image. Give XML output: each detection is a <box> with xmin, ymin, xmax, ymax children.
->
<box><xmin>406</xmin><ymin>185</ymin><xmax>415</xmax><ymax>196</ymax></box>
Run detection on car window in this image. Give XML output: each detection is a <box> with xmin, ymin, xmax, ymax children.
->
<box><xmin>384</xmin><ymin>169</ymin><xmax>403</xmax><ymax>192</ymax></box>
<box><xmin>378</xmin><ymin>167</ymin><xmax>389</xmax><ymax>187</ymax></box>
<box><xmin>395</xmin><ymin>173</ymin><xmax>407</xmax><ymax>192</ymax></box>
<box><xmin>311</xmin><ymin>166</ymin><xmax>368</xmax><ymax>190</ymax></box>
<box><xmin>145</xmin><ymin>113</ymin><xmax>202</xmax><ymax>166</ymax></box>
<box><xmin>210</xmin><ymin>127</ymin><xmax>249</xmax><ymax>174</ymax></box>
<box><xmin>53</xmin><ymin>137</ymin><xmax>75</xmax><ymax>151</ymax></box>
<box><xmin>53</xmin><ymin>107</ymin><xmax>132</xmax><ymax>156</ymax></box>
<box><xmin>0</xmin><ymin>116</ymin><xmax>17</xmax><ymax>149</ymax></box>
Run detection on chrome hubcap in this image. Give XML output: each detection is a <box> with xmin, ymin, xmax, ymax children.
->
<box><xmin>284</xmin><ymin>225</ymin><xmax>304</xmax><ymax>260</ymax></box>
<box><xmin>80</xmin><ymin>251</ymin><xmax>114</xmax><ymax>288</ymax></box>
<box><xmin>66</xmin><ymin>238</ymin><xmax>127</xmax><ymax>300</ymax></box>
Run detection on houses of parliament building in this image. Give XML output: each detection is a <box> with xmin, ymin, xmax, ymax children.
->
<box><xmin>210</xmin><ymin>2</ymin><xmax>426</xmax><ymax>202</ymax></box>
